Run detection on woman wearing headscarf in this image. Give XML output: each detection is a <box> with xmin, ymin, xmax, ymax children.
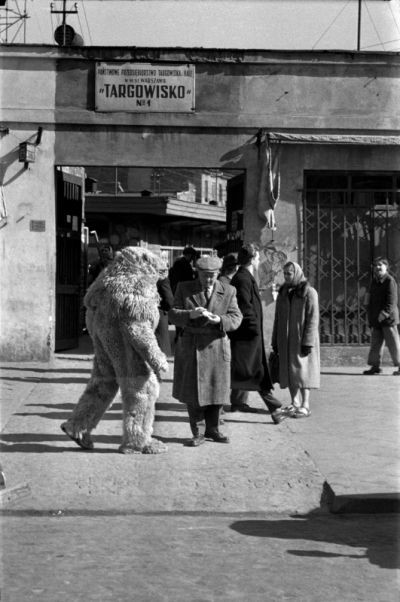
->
<box><xmin>271</xmin><ymin>261</ymin><xmax>320</xmax><ymax>418</ymax></box>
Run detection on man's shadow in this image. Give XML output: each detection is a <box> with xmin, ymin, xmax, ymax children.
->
<box><xmin>230</xmin><ymin>514</ymin><xmax>400</xmax><ymax>570</ymax></box>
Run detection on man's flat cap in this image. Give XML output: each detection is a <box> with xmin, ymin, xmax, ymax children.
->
<box><xmin>196</xmin><ymin>255</ymin><xmax>223</xmax><ymax>271</ymax></box>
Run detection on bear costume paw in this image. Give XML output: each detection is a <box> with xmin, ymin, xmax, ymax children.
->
<box><xmin>142</xmin><ymin>439</ymin><xmax>168</xmax><ymax>454</ymax></box>
<box><xmin>61</xmin><ymin>423</ymin><xmax>94</xmax><ymax>450</ymax></box>
<box><xmin>118</xmin><ymin>439</ymin><xmax>168</xmax><ymax>455</ymax></box>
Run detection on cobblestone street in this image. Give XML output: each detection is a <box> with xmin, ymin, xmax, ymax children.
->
<box><xmin>2</xmin><ymin>513</ymin><xmax>399</xmax><ymax>602</ymax></box>
<box><xmin>1</xmin><ymin>351</ymin><xmax>399</xmax><ymax>600</ymax></box>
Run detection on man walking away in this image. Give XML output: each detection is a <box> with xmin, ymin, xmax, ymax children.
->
<box><xmin>230</xmin><ymin>243</ymin><xmax>288</xmax><ymax>424</ymax></box>
<box><xmin>363</xmin><ymin>257</ymin><xmax>400</xmax><ymax>376</ymax></box>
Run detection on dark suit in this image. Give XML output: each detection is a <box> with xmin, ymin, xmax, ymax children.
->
<box><xmin>230</xmin><ymin>266</ymin><xmax>278</xmax><ymax>412</ymax></box>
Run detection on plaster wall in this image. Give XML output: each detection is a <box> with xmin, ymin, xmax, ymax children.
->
<box><xmin>50</xmin><ymin>52</ymin><xmax>400</xmax><ymax>131</ymax></box>
<box><xmin>0</xmin><ymin>128</ymin><xmax>56</xmax><ymax>360</ymax></box>
<box><xmin>0</xmin><ymin>52</ymin><xmax>57</xmax><ymax>360</ymax></box>
<box><xmin>1</xmin><ymin>56</ymin><xmax>56</xmax><ymax>112</ymax></box>
<box><xmin>252</xmin><ymin>144</ymin><xmax>400</xmax><ymax>350</ymax></box>
<box><xmin>1</xmin><ymin>46</ymin><xmax>399</xmax><ymax>360</ymax></box>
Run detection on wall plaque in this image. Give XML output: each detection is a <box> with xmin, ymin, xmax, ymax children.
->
<box><xmin>30</xmin><ymin>220</ymin><xmax>46</xmax><ymax>232</ymax></box>
<box><xmin>95</xmin><ymin>62</ymin><xmax>195</xmax><ymax>113</ymax></box>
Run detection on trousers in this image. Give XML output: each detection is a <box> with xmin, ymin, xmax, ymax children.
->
<box><xmin>186</xmin><ymin>404</ymin><xmax>221</xmax><ymax>437</ymax></box>
<box><xmin>230</xmin><ymin>389</ymin><xmax>281</xmax><ymax>413</ymax></box>
<box><xmin>367</xmin><ymin>325</ymin><xmax>400</xmax><ymax>367</ymax></box>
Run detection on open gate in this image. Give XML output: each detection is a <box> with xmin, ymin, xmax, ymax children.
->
<box><xmin>55</xmin><ymin>169</ymin><xmax>84</xmax><ymax>351</ymax></box>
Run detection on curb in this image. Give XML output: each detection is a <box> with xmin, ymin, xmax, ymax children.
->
<box><xmin>328</xmin><ymin>492</ymin><xmax>400</xmax><ymax>514</ymax></box>
<box><xmin>318</xmin><ymin>476</ymin><xmax>400</xmax><ymax>515</ymax></box>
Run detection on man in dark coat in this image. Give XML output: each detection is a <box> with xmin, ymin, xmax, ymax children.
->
<box><xmin>169</xmin><ymin>246</ymin><xmax>198</xmax><ymax>344</ymax></box>
<box><xmin>168</xmin><ymin>246</ymin><xmax>197</xmax><ymax>294</ymax></box>
<box><xmin>218</xmin><ymin>252</ymin><xmax>238</xmax><ymax>286</ymax></box>
<box><xmin>155</xmin><ymin>264</ymin><xmax>174</xmax><ymax>356</ymax></box>
<box><xmin>363</xmin><ymin>257</ymin><xmax>400</xmax><ymax>375</ymax></box>
<box><xmin>230</xmin><ymin>243</ymin><xmax>288</xmax><ymax>424</ymax></box>
<box><xmin>169</xmin><ymin>255</ymin><xmax>242</xmax><ymax>446</ymax></box>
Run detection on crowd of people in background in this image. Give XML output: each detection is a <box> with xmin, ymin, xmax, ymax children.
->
<box><xmin>166</xmin><ymin>243</ymin><xmax>322</xmax><ymax>445</ymax></box>
<box><xmin>165</xmin><ymin>245</ymin><xmax>400</xmax><ymax>446</ymax></box>
<box><xmin>71</xmin><ymin>240</ymin><xmax>399</xmax><ymax>451</ymax></box>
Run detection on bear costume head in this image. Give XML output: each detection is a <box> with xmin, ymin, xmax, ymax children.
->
<box><xmin>85</xmin><ymin>246</ymin><xmax>162</xmax><ymax>326</ymax></box>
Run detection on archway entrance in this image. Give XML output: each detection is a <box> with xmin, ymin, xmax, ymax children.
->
<box><xmin>55</xmin><ymin>165</ymin><xmax>245</xmax><ymax>351</ymax></box>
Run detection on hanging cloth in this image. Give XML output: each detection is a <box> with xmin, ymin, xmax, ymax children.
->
<box><xmin>257</xmin><ymin>135</ymin><xmax>281</xmax><ymax>231</ymax></box>
<box><xmin>0</xmin><ymin>185</ymin><xmax>7</xmax><ymax>229</ymax></box>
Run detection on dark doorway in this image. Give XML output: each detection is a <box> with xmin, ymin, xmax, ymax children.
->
<box><xmin>55</xmin><ymin>168</ymin><xmax>84</xmax><ymax>351</ymax></box>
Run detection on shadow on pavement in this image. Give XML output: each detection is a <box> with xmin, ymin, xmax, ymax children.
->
<box><xmin>0</xmin><ymin>430</ymin><xmax>187</xmax><ymax>452</ymax></box>
<box><xmin>155</xmin><ymin>402</ymin><xmax>187</xmax><ymax>412</ymax></box>
<box><xmin>155</xmin><ymin>435</ymin><xmax>188</xmax><ymax>445</ymax></box>
<box><xmin>26</xmin><ymin>402</ymin><xmax>123</xmax><ymax>411</ymax></box>
<box><xmin>13</xmin><ymin>411</ymin><xmax>188</xmax><ymax>423</ymax></box>
<box><xmin>321</xmin><ymin>370</ymin><xmax>398</xmax><ymax>377</ymax></box>
<box><xmin>2</xmin><ymin>376</ymin><xmax>89</xmax><ymax>385</ymax></box>
<box><xmin>230</xmin><ymin>515</ymin><xmax>400</xmax><ymax>570</ymax></box>
<box><xmin>320</xmin><ymin>371</ymin><xmax>364</xmax><ymax>376</ymax></box>
<box><xmin>2</xmin><ymin>367</ymin><xmax>92</xmax><ymax>374</ymax></box>
<box><xmin>13</xmin><ymin>411</ymin><xmax>120</xmax><ymax>421</ymax></box>
<box><xmin>0</xmin><ymin>432</ymin><xmax>123</xmax><ymax>453</ymax></box>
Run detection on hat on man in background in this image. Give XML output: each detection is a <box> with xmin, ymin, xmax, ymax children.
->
<box><xmin>196</xmin><ymin>255</ymin><xmax>223</xmax><ymax>272</ymax></box>
<box><xmin>221</xmin><ymin>253</ymin><xmax>238</xmax><ymax>273</ymax></box>
<box><xmin>182</xmin><ymin>246</ymin><xmax>197</xmax><ymax>260</ymax></box>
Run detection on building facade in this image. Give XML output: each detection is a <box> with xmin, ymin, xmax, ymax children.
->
<box><xmin>1</xmin><ymin>45</ymin><xmax>399</xmax><ymax>360</ymax></box>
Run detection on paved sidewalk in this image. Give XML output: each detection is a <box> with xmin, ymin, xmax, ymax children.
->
<box><xmin>0</xmin><ymin>341</ymin><xmax>399</xmax><ymax>514</ymax></box>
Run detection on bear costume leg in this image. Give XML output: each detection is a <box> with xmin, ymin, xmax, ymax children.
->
<box><xmin>117</xmin><ymin>370</ymin><xmax>167</xmax><ymax>455</ymax></box>
<box><xmin>61</xmin><ymin>341</ymin><xmax>118</xmax><ymax>449</ymax></box>
<box><xmin>118</xmin><ymin>372</ymin><xmax>167</xmax><ymax>454</ymax></box>
<box><xmin>105</xmin><ymin>333</ymin><xmax>167</xmax><ymax>455</ymax></box>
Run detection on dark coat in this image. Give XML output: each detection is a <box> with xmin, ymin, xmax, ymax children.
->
<box><xmin>168</xmin><ymin>256</ymin><xmax>195</xmax><ymax>293</ymax></box>
<box><xmin>271</xmin><ymin>281</ymin><xmax>320</xmax><ymax>389</ymax></box>
<box><xmin>168</xmin><ymin>279</ymin><xmax>242</xmax><ymax>407</ymax></box>
<box><xmin>155</xmin><ymin>277</ymin><xmax>174</xmax><ymax>355</ymax></box>
<box><xmin>230</xmin><ymin>267</ymin><xmax>273</xmax><ymax>391</ymax></box>
<box><xmin>368</xmin><ymin>273</ymin><xmax>399</xmax><ymax>328</ymax></box>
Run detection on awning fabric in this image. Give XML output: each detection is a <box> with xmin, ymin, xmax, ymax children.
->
<box><xmin>267</xmin><ymin>133</ymin><xmax>400</xmax><ymax>145</ymax></box>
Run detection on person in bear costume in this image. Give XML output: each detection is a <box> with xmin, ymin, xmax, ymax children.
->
<box><xmin>61</xmin><ymin>246</ymin><xmax>169</xmax><ymax>454</ymax></box>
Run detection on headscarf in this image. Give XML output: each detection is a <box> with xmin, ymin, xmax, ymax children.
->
<box><xmin>283</xmin><ymin>261</ymin><xmax>306</xmax><ymax>288</ymax></box>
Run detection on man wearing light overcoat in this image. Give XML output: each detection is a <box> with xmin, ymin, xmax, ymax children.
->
<box><xmin>169</xmin><ymin>255</ymin><xmax>242</xmax><ymax>446</ymax></box>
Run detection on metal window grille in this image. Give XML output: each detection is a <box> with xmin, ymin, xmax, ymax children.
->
<box><xmin>303</xmin><ymin>172</ymin><xmax>400</xmax><ymax>346</ymax></box>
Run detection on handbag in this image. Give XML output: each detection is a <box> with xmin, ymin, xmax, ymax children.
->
<box><xmin>268</xmin><ymin>350</ymin><xmax>280</xmax><ymax>384</ymax></box>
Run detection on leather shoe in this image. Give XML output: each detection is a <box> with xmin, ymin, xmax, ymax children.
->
<box><xmin>204</xmin><ymin>430</ymin><xmax>230</xmax><ymax>443</ymax></box>
<box><xmin>363</xmin><ymin>367</ymin><xmax>382</xmax><ymax>375</ymax></box>
<box><xmin>230</xmin><ymin>404</ymin><xmax>258</xmax><ymax>413</ymax></box>
<box><xmin>271</xmin><ymin>410</ymin><xmax>289</xmax><ymax>425</ymax></box>
<box><xmin>187</xmin><ymin>435</ymin><xmax>205</xmax><ymax>447</ymax></box>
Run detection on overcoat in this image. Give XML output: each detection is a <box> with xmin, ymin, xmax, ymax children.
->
<box><xmin>168</xmin><ymin>256</ymin><xmax>195</xmax><ymax>293</ymax></box>
<box><xmin>230</xmin><ymin>267</ymin><xmax>273</xmax><ymax>391</ymax></box>
<box><xmin>168</xmin><ymin>279</ymin><xmax>242</xmax><ymax>407</ymax></box>
<box><xmin>271</xmin><ymin>281</ymin><xmax>320</xmax><ymax>389</ymax></box>
<box><xmin>155</xmin><ymin>277</ymin><xmax>174</xmax><ymax>355</ymax></box>
<box><xmin>368</xmin><ymin>273</ymin><xmax>399</xmax><ymax>328</ymax></box>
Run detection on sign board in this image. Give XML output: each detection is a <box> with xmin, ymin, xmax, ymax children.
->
<box><xmin>95</xmin><ymin>62</ymin><xmax>195</xmax><ymax>112</ymax></box>
<box><xmin>30</xmin><ymin>220</ymin><xmax>46</xmax><ymax>232</ymax></box>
